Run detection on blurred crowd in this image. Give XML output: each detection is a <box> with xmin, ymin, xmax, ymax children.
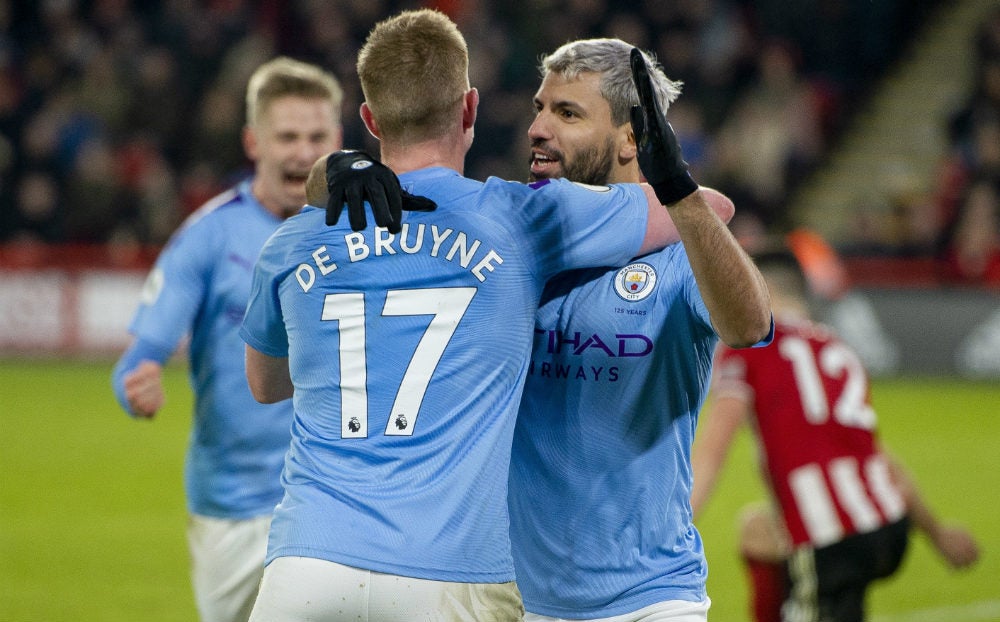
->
<box><xmin>832</xmin><ymin>4</ymin><xmax>1000</xmax><ymax>289</ymax></box>
<box><xmin>5</xmin><ymin>0</ymin><xmax>983</xmax><ymax>276</ymax></box>
<box><xmin>937</xmin><ymin>5</ymin><xmax>1000</xmax><ymax>286</ymax></box>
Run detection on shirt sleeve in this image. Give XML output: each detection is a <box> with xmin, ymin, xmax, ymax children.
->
<box><xmin>128</xmin><ymin>218</ymin><xmax>217</xmax><ymax>349</ymax></box>
<box><xmin>110</xmin><ymin>337</ymin><xmax>173</xmax><ymax>417</ymax></box>
<box><xmin>518</xmin><ymin>179</ymin><xmax>648</xmax><ymax>277</ymax></box>
<box><xmin>239</xmin><ymin>234</ymin><xmax>289</xmax><ymax>358</ymax></box>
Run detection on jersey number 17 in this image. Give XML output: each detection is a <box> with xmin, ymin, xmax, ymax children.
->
<box><xmin>321</xmin><ymin>287</ymin><xmax>478</xmax><ymax>439</ymax></box>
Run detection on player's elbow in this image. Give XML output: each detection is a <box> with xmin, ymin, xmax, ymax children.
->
<box><xmin>718</xmin><ymin>309</ymin><xmax>773</xmax><ymax>349</ymax></box>
<box><xmin>245</xmin><ymin>347</ymin><xmax>294</xmax><ymax>403</ymax></box>
<box><xmin>700</xmin><ymin>187</ymin><xmax>735</xmax><ymax>224</ymax></box>
<box><xmin>246</xmin><ymin>371</ymin><xmax>293</xmax><ymax>403</ymax></box>
<box><xmin>248</xmin><ymin>380</ymin><xmax>282</xmax><ymax>404</ymax></box>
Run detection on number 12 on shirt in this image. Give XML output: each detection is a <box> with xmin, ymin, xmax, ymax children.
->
<box><xmin>321</xmin><ymin>287</ymin><xmax>478</xmax><ymax>438</ymax></box>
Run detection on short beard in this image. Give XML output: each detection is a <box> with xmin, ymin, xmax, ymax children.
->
<box><xmin>561</xmin><ymin>136</ymin><xmax>616</xmax><ymax>186</ymax></box>
<box><xmin>529</xmin><ymin>136</ymin><xmax>616</xmax><ymax>185</ymax></box>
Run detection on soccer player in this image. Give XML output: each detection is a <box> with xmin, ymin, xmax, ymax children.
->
<box><xmin>238</xmin><ymin>10</ymin><xmax>747</xmax><ymax>622</ymax></box>
<box><xmin>691</xmin><ymin>247</ymin><xmax>980</xmax><ymax>622</ymax></box>
<box><xmin>507</xmin><ymin>38</ymin><xmax>773</xmax><ymax>622</ymax></box>
<box><xmin>110</xmin><ymin>57</ymin><xmax>343</xmax><ymax>622</ymax></box>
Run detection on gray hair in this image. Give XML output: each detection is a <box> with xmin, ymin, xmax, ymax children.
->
<box><xmin>540</xmin><ymin>38</ymin><xmax>682</xmax><ymax>126</ymax></box>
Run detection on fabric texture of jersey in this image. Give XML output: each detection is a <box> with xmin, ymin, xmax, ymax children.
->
<box><xmin>239</xmin><ymin>167</ymin><xmax>649</xmax><ymax>584</ymax></box>
<box><xmin>126</xmin><ymin>180</ymin><xmax>293</xmax><ymax>518</ymax></box>
<box><xmin>712</xmin><ymin>319</ymin><xmax>907</xmax><ymax>548</ymax></box>
<box><xmin>508</xmin><ymin>244</ymin><xmax>717</xmax><ymax>617</ymax></box>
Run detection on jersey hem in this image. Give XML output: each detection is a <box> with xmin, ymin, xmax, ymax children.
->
<box><xmin>266</xmin><ymin>545</ymin><xmax>515</xmax><ymax>584</ymax></box>
<box><xmin>523</xmin><ymin>587</ymin><xmax>707</xmax><ymax>619</ymax></box>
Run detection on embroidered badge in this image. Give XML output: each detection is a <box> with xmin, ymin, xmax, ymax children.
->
<box><xmin>614</xmin><ymin>262</ymin><xmax>657</xmax><ymax>302</ymax></box>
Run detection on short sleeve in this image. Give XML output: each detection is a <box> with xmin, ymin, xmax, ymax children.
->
<box><xmin>239</xmin><ymin>234</ymin><xmax>289</xmax><ymax>357</ymax></box>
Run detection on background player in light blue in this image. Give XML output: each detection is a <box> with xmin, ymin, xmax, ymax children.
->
<box><xmin>110</xmin><ymin>57</ymin><xmax>343</xmax><ymax>622</ymax></box>
<box><xmin>508</xmin><ymin>39</ymin><xmax>773</xmax><ymax>622</ymax></box>
<box><xmin>238</xmin><ymin>9</ymin><xmax>732</xmax><ymax>622</ymax></box>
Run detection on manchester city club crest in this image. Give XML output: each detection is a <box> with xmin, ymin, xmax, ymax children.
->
<box><xmin>614</xmin><ymin>262</ymin><xmax>657</xmax><ymax>301</ymax></box>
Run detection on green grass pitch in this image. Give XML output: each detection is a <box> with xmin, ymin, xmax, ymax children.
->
<box><xmin>1</xmin><ymin>359</ymin><xmax>997</xmax><ymax>621</ymax></box>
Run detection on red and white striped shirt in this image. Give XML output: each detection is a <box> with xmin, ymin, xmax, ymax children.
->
<box><xmin>712</xmin><ymin>318</ymin><xmax>906</xmax><ymax>548</ymax></box>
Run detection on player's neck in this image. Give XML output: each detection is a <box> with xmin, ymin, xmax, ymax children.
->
<box><xmin>605</xmin><ymin>163</ymin><xmax>642</xmax><ymax>185</ymax></box>
<box><xmin>380</xmin><ymin>136</ymin><xmax>468</xmax><ymax>177</ymax></box>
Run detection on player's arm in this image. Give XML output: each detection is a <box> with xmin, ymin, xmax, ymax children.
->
<box><xmin>112</xmin><ymin>212</ymin><xmax>216</xmax><ymax>419</ymax></box>
<box><xmin>245</xmin><ymin>345</ymin><xmax>293</xmax><ymax>404</ymax></box>
<box><xmin>887</xmin><ymin>454</ymin><xmax>980</xmax><ymax>569</ymax></box>
<box><xmin>690</xmin><ymin>391</ymin><xmax>750</xmax><ymax>519</ymax></box>
<box><xmin>640</xmin><ymin>185</ymin><xmax>735</xmax><ymax>250</ymax></box>
<box><xmin>630</xmin><ymin>48</ymin><xmax>770</xmax><ymax>348</ymax></box>
<box><xmin>240</xmin><ymin>240</ymin><xmax>293</xmax><ymax>404</ymax></box>
<box><xmin>111</xmin><ymin>337</ymin><xmax>173</xmax><ymax>419</ymax></box>
<box><xmin>666</xmin><ymin>189</ymin><xmax>772</xmax><ymax>348</ymax></box>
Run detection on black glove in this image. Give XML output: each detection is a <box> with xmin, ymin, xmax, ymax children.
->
<box><xmin>629</xmin><ymin>48</ymin><xmax>698</xmax><ymax>206</ymax></box>
<box><xmin>325</xmin><ymin>150</ymin><xmax>436</xmax><ymax>233</ymax></box>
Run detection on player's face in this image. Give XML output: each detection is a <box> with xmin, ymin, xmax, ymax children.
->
<box><xmin>245</xmin><ymin>96</ymin><xmax>342</xmax><ymax>219</ymax></box>
<box><xmin>528</xmin><ymin>71</ymin><xmax>625</xmax><ymax>185</ymax></box>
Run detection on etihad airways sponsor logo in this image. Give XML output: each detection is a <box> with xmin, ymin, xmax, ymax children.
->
<box><xmin>527</xmin><ymin>360</ymin><xmax>619</xmax><ymax>381</ymax></box>
<box><xmin>533</xmin><ymin>329</ymin><xmax>653</xmax><ymax>357</ymax></box>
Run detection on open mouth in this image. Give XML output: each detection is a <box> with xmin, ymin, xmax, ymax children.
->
<box><xmin>530</xmin><ymin>150</ymin><xmax>561</xmax><ymax>178</ymax></box>
<box><xmin>283</xmin><ymin>171</ymin><xmax>309</xmax><ymax>185</ymax></box>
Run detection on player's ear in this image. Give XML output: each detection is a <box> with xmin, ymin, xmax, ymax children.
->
<box><xmin>618</xmin><ymin>122</ymin><xmax>637</xmax><ymax>162</ymax></box>
<box><xmin>360</xmin><ymin>103</ymin><xmax>381</xmax><ymax>140</ymax></box>
<box><xmin>462</xmin><ymin>88</ymin><xmax>479</xmax><ymax>131</ymax></box>
<box><xmin>242</xmin><ymin>125</ymin><xmax>259</xmax><ymax>161</ymax></box>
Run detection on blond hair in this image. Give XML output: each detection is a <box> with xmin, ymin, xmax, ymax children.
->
<box><xmin>357</xmin><ymin>9</ymin><xmax>469</xmax><ymax>143</ymax></box>
<box><xmin>245</xmin><ymin>56</ymin><xmax>343</xmax><ymax>127</ymax></box>
<box><xmin>305</xmin><ymin>154</ymin><xmax>329</xmax><ymax>207</ymax></box>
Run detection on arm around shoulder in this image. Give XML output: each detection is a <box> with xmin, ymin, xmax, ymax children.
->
<box><xmin>640</xmin><ymin>185</ymin><xmax>734</xmax><ymax>253</ymax></box>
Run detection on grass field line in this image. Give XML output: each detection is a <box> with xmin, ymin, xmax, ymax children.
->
<box><xmin>871</xmin><ymin>599</ymin><xmax>1000</xmax><ymax>622</ymax></box>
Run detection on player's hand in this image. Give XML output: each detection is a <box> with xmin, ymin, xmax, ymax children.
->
<box><xmin>123</xmin><ymin>360</ymin><xmax>164</xmax><ymax>419</ymax></box>
<box><xmin>324</xmin><ymin>150</ymin><xmax>436</xmax><ymax>234</ymax></box>
<box><xmin>932</xmin><ymin>524</ymin><xmax>980</xmax><ymax>569</ymax></box>
<box><xmin>629</xmin><ymin>48</ymin><xmax>698</xmax><ymax>206</ymax></box>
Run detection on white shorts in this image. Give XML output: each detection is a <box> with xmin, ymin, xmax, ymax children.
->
<box><xmin>524</xmin><ymin>597</ymin><xmax>711</xmax><ymax>622</ymax></box>
<box><xmin>187</xmin><ymin>512</ymin><xmax>271</xmax><ymax>622</ymax></box>
<box><xmin>248</xmin><ymin>555</ymin><xmax>524</xmax><ymax>622</ymax></box>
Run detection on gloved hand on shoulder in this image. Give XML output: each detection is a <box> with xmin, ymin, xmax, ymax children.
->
<box><xmin>324</xmin><ymin>150</ymin><xmax>436</xmax><ymax>233</ymax></box>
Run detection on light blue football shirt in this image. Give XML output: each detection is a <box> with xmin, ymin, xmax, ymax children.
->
<box><xmin>239</xmin><ymin>167</ymin><xmax>649</xmax><ymax>583</ymax></box>
<box><xmin>509</xmin><ymin>243</ymin><xmax>717</xmax><ymax>617</ymax></box>
<box><xmin>124</xmin><ymin>180</ymin><xmax>293</xmax><ymax>518</ymax></box>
